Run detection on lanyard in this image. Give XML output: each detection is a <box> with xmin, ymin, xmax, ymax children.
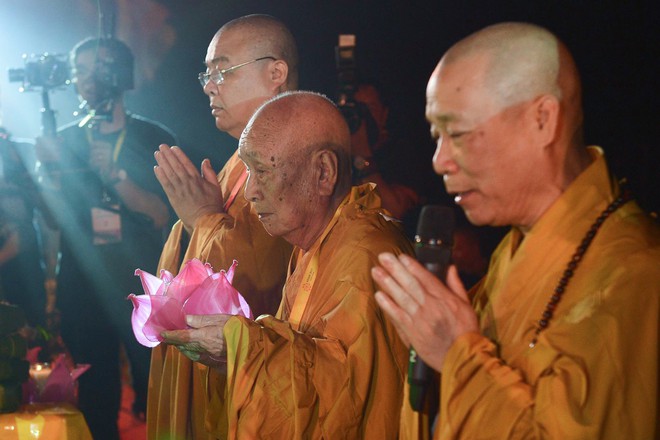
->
<box><xmin>85</xmin><ymin>127</ymin><xmax>127</xmax><ymax>164</ymax></box>
<box><xmin>286</xmin><ymin>198</ymin><xmax>348</xmax><ymax>330</ymax></box>
<box><xmin>223</xmin><ymin>167</ymin><xmax>248</xmax><ymax>211</ymax></box>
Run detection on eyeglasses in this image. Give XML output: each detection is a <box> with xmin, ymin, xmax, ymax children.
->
<box><xmin>198</xmin><ymin>56</ymin><xmax>276</xmax><ymax>87</ymax></box>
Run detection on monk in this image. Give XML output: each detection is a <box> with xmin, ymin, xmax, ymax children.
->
<box><xmin>371</xmin><ymin>22</ymin><xmax>660</xmax><ymax>439</ymax></box>
<box><xmin>162</xmin><ymin>91</ymin><xmax>412</xmax><ymax>438</ymax></box>
<box><xmin>147</xmin><ymin>15</ymin><xmax>298</xmax><ymax>439</ymax></box>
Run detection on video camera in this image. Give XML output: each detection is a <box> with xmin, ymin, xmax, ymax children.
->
<box><xmin>8</xmin><ymin>53</ymin><xmax>70</xmax><ymax>91</ymax></box>
<box><xmin>7</xmin><ymin>53</ymin><xmax>71</xmax><ymax>136</ymax></box>
<box><xmin>335</xmin><ymin>35</ymin><xmax>381</xmax><ymax>148</ymax></box>
<box><xmin>335</xmin><ymin>34</ymin><xmax>362</xmax><ymax>134</ymax></box>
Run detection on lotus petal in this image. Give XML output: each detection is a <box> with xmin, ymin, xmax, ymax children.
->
<box><xmin>166</xmin><ymin>259</ymin><xmax>215</xmax><ymax>302</ymax></box>
<box><xmin>237</xmin><ymin>291</ymin><xmax>252</xmax><ymax>319</ymax></box>
<box><xmin>225</xmin><ymin>259</ymin><xmax>238</xmax><ymax>284</ymax></box>
<box><xmin>142</xmin><ymin>295</ymin><xmax>187</xmax><ymax>342</ymax></box>
<box><xmin>70</xmin><ymin>363</ymin><xmax>91</xmax><ymax>381</ymax></box>
<box><xmin>160</xmin><ymin>268</ymin><xmax>174</xmax><ymax>284</ymax></box>
<box><xmin>135</xmin><ymin>268</ymin><xmax>165</xmax><ymax>296</ymax></box>
<box><xmin>40</xmin><ymin>356</ymin><xmax>75</xmax><ymax>403</ymax></box>
<box><xmin>183</xmin><ymin>269</ymin><xmax>252</xmax><ymax>318</ymax></box>
<box><xmin>128</xmin><ymin>294</ymin><xmax>159</xmax><ymax>347</ymax></box>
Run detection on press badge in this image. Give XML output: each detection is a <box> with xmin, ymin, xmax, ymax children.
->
<box><xmin>91</xmin><ymin>205</ymin><xmax>122</xmax><ymax>245</ymax></box>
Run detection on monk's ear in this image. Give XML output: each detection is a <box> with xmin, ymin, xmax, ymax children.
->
<box><xmin>530</xmin><ymin>94</ymin><xmax>560</xmax><ymax>146</ymax></box>
<box><xmin>269</xmin><ymin>60</ymin><xmax>289</xmax><ymax>89</ymax></box>
<box><xmin>315</xmin><ymin>149</ymin><xmax>338</xmax><ymax>197</ymax></box>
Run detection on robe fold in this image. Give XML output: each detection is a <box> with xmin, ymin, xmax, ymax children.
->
<box><xmin>147</xmin><ymin>151</ymin><xmax>292</xmax><ymax>439</ymax></box>
<box><xmin>401</xmin><ymin>147</ymin><xmax>660</xmax><ymax>439</ymax></box>
<box><xmin>209</xmin><ymin>184</ymin><xmax>412</xmax><ymax>439</ymax></box>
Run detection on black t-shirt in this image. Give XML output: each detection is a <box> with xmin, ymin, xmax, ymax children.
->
<box><xmin>54</xmin><ymin>114</ymin><xmax>177</xmax><ymax>315</ymax></box>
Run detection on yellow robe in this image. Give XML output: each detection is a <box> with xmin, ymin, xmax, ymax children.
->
<box><xmin>147</xmin><ymin>151</ymin><xmax>292</xmax><ymax>439</ymax></box>
<box><xmin>210</xmin><ymin>184</ymin><xmax>412</xmax><ymax>439</ymax></box>
<box><xmin>402</xmin><ymin>147</ymin><xmax>660</xmax><ymax>439</ymax></box>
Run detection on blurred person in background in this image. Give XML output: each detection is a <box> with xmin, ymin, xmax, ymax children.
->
<box><xmin>0</xmin><ymin>128</ymin><xmax>46</xmax><ymax>329</ymax></box>
<box><xmin>349</xmin><ymin>82</ymin><xmax>420</xmax><ymax>220</ymax></box>
<box><xmin>36</xmin><ymin>37</ymin><xmax>177</xmax><ymax>439</ymax></box>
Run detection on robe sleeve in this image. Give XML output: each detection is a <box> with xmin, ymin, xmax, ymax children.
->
<box><xmin>435</xmin><ymin>250</ymin><xmax>659</xmax><ymax>440</ymax></box>
<box><xmin>220</xmin><ymin>284</ymin><xmax>406</xmax><ymax>439</ymax></box>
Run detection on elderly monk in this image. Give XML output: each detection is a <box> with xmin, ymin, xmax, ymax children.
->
<box><xmin>162</xmin><ymin>91</ymin><xmax>412</xmax><ymax>438</ymax></box>
<box><xmin>371</xmin><ymin>22</ymin><xmax>660</xmax><ymax>439</ymax></box>
<box><xmin>148</xmin><ymin>15</ymin><xmax>298</xmax><ymax>439</ymax></box>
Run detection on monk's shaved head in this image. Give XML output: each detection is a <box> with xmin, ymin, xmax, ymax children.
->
<box><xmin>244</xmin><ymin>91</ymin><xmax>352</xmax><ymax>195</ymax></box>
<box><xmin>217</xmin><ymin>14</ymin><xmax>299</xmax><ymax>89</ymax></box>
<box><xmin>436</xmin><ymin>22</ymin><xmax>584</xmax><ymax>147</ymax></box>
<box><xmin>444</xmin><ymin>23</ymin><xmax>580</xmax><ymax>112</ymax></box>
<box><xmin>239</xmin><ymin>91</ymin><xmax>352</xmax><ymax>249</ymax></box>
<box><xmin>428</xmin><ymin>22</ymin><xmax>592</xmax><ymax>230</ymax></box>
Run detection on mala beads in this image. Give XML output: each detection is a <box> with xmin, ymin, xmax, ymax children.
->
<box><xmin>529</xmin><ymin>189</ymin><xmax>631</xmax><ymax>348</ymax></box>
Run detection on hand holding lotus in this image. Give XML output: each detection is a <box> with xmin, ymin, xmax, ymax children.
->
<box><xmin>162</xmin><ymin>314</ymin><xmax>232</xmax><ymax>371</ymax></box>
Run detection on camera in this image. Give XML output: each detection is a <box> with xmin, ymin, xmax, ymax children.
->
<box><xmin>335</xmin><ymin>34</ymin><xmax>362</xmax><ymax>133</ymax></box>
<box><xmin>87</xmin><ymin>58</ymin><xmax>128</xmax><ymax>102</ymax></box>
<box><xmin>8</xmin><ymin>53</ymin><xmax>70</xmax><ymax>91</ymax></box>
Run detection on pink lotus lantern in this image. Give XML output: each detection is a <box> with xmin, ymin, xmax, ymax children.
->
<box><xmin>23</xmin><ymin>349</ymin><xmax>90</xmax><ymax>405</ymax></box>
<box><xmin>128</xmin><ymin>259</ymin><xmax>252</xmax><ymax>347</ymax></box>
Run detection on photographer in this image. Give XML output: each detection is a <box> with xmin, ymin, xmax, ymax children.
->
<box><xmin>349</xmin><ymin>82</ymin><xmax>420</xmax><ymax>220</ymax></box>
<box><xmin>36</xmin><ymin>37</ymin><xmax>177</xmax><ymax>439</ymax></box>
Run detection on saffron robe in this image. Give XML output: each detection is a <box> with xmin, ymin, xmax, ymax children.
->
<box><xmin>401</xmin><ymin>147</ymin><xmax>660</xmax><ymax>439</ymax></box>
<box><xmin>147</xmin><ymin>151</ymin><xmax>292</xmax><ymax>439</ymax></box>
<box><xmin>210</xmin><ymin>184</ymin><xmax>412</xmax><ymax>439</ymax></box>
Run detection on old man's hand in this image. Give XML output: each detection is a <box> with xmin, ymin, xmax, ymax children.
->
<box><xmin>161</xmin><ymin>314</ymin><xmax>232</xmax><ymax>371</ymax></box>
<box><xmin>154</xmin><ymin>144</ymin><xmax>225</xmax><ymax>232</ymax></box>
<box><xmin>371</xmin><ymin>252</ymin><xmax>479</xmax><ymax>372</ymax></box>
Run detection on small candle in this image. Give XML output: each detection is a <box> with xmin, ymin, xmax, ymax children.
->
<box><xmin>29</xmin><ymin>363</ymin><xmax>52</xmax><ymax>393</ymax></box>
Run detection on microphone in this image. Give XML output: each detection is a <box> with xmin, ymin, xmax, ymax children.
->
<box><xmin>409</xmin><ymin>205</ymin><xmax>455</xmax><ymax>412</ymax></box>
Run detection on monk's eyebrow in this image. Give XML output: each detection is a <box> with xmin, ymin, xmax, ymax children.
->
<box><xmin>435</xmin><ymin>112</ymin><xmax>460</xmax><ymax>124</ymax></box>
<box><xmin>238</xmin><ymin>148</ymin><xmax>266</xmax><ymax>165</ymax></box>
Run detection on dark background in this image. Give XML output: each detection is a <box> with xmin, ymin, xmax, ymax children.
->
<box><xmin>1</xmin><ymin>0</ymin><xmax>658</xmax><ymax>213</ymax></box>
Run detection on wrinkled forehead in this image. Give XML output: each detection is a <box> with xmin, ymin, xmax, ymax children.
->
<box><xmin>239</xmin><ymin>120</ymin><xmax>292</xmax><ymax>164</ymax></box>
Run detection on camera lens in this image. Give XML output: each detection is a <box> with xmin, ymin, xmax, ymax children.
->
<box><xmin>7</xmin><ymin>54</ymin><xmax>70</xmax><ymax>90</ymax></box>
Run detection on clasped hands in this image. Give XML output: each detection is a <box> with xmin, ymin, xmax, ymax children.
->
<box><xmin>371</xmin><ymin>253</ymin><xmax>479</xmax><ymax>372</ymax></box>
<box><xmin>161</xmin><ymin>314</ymin><xmax>232</xmax><ymax>372</ymax></box>
<box><xmin>154</xmin><ymin>144</ymin><xmax>225</xmax><ymax>232</ymax></box>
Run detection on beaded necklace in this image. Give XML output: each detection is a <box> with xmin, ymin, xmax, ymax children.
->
<box><xmin>529</xmin><ymin>188</ymin><xmax>632</xmax><ymax>348</ymax></box>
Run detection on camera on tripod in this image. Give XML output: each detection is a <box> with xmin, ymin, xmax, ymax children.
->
<box><xmin>335</xmin><ymin>34</ymin><xmax>363</xmax><ymax>134</ymax></box>
<box><xmin>8</xmin><ymin>53</ymin><xmax>70</xmax><ymax>91</ymax></box>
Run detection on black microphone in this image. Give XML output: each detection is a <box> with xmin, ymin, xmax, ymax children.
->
<box><xmin>409</xmin><ymin>205</ymin><xmax>455</xmax><ymax>412</ymax></box>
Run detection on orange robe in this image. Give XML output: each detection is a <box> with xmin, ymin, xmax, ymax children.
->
<box><xmin>147</xmin><ymin>151</ymin><xmax>292</xmax><ymax>439</ymax></box>
<box><xmin>401</xmin><ymin>147</ymin><xmax>660</xmax><ymax>439</ymax></box>
<box><xmin>209</xmin><ymin>184</ymin><xmax>412</xmax><ymax>439</ymax></box>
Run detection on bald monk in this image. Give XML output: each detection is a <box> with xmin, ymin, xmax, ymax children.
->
<box><xmin>148</xmin><ymin>14</ymin><xmax>298</xmax><ymax>439</ymax></box>
<box><xmin>371</xmin><ymin>22</ymin><xmax>660</xmax><ymax>439</ymax></box>
<box><xmin>162</xmin><ymin>91</ymin><xmax>412</xmax><ymax>438</ymax></box>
